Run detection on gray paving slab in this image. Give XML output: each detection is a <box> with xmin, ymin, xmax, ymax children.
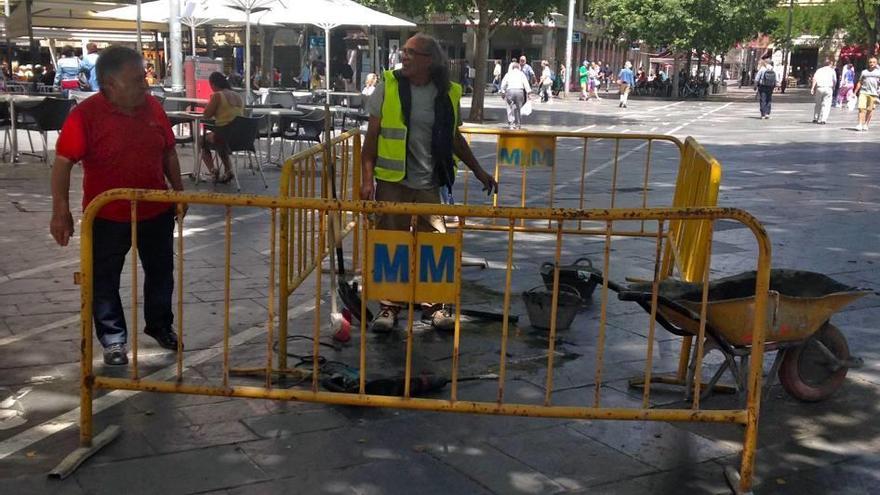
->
<box><xmin>224</xmin><ymin>456</ymin><xmax>495</xmax><ymax>495</ymax></box>
<box><xmin>1</xmin><ymin>94</ymin><xmax>878</xmax><ymax>494</ymax></box>
<box><xmin>73</xmin><ymin>444</ymin><xmax>269</xmax><ymax>495</ymax></box>
<box><xmin>486</xmin><ymin>423</ymin><xmax>656</xmax><ymax>490</ymax></box>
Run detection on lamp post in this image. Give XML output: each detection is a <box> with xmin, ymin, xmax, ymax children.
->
<box><xmin>169</xmin><ymin>0</ymin><xmax>184</xmax><ymax>91</ymax></box>
<box><xmin>781</xmin><ymin>0</ymin><xmax>794</xmax><ymax>93</ymax></box>
<box><xmin>564</xmin><ymin>0</ymin><xmax>575</xmax><ymax>99</ymax></box>
<box><xmin>136</xmin><ymin>0</ymin><xmax>143</xmax><ymax>54</ymax></box>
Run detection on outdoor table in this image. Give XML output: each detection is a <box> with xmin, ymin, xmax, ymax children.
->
<box><xmin>165</xmin><ymin>111</ymin><xmax>207</xmax><ymax>182</ymax></box>
<box><xmin>0</xmin><ymin>94</ymin><xmax>47</xmax><ymax>163</ymax></box>
<box><xmin>248</xmin><ymin>107</ymin><xmax>304</xmax><ymax>164</ymax></box>
<box><xmin>164</xmin><ymin>96</ymin><xmax>209</xmax><ymax>109</ymax></box>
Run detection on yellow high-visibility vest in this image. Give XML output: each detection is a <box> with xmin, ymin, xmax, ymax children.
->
<box><xmin>375</xmin><ymin>70</ymin><xmax>462</xmax><ymax>182</ymax></box>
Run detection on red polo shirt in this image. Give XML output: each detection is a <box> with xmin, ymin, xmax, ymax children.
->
<box><xmin>56</xmin><ymin>93</ymin><xmax>176</xmax><ymax>222</ymax></box>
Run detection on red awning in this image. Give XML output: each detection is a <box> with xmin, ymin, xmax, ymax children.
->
<box><xmin>839</xmin><ymin>45</ymin><xmax>866</xmax><ymax>60</ymax></box>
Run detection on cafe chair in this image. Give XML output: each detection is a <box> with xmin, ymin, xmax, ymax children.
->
<box><xmin>267</xmin><ymin>91</ymin><xmax>296</xmax><ymax>109</ymax></box>
<box><xmin>16</xmin><ymin>97</ymin><xmax>75</xmax><ymax>165</ymax></box>
<box><xmin>162</xmin><ymin>98</ymin><xmax>196</xmax><ymax>146</ymax></box>
<box><xmin>206</xmin><ymin>115</ymin><xmax>268</xmax><ymax>192</ymax></box>
<box><xmin>282</xmin><ymin>110</ymin><xmax>325</xmax><ymax>156</ymax></box>
<box><xmin>0</xmin><ymin>103</ymin><xmax>12</xmax><ymax>160</ymax></box>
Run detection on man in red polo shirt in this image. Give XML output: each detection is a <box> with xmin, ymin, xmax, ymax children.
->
<box><xmin>50</xmin><ymin>46</ymin><xmax>185</xmax><ymax>366</ymax></box>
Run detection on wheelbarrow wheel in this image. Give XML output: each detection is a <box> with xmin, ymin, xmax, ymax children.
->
<box><xmin>779</xmin><ymin>322</ymin><xmax>849</xmax><ymax>402</ymax></box>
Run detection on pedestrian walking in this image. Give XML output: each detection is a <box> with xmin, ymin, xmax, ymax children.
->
<box><xmin>811</xmin><ymin>58</ymin><xmax>836</xmax><ymax>125</ymax></box>
<box><xmin>80</xmin><ymin>43</ymin><xmax>100</xmax><ymax>91</ymax></box>
<box><xmin>617</xmin><ymin>61</ymin><xmax>634</xmax><ymax>108</ymax></box>
<box><xmin>855</xmin><ymin>57</ymin><xmax>880</xmax><ymax>131</ymax></box>
<box><xmin>492</xmin><ymin>60</ymin><xmax>502</xmax><ymax>93</ymax></box>
<box><xmin>589</xmin><ymin>62</ymin><xmax>602</xmax><ymax>101</ymax></box>
<box><xmin>755</xmin><ymin>59</ymin><xmax>777</xmax><ymax>119</ymax></box>
<box><xmin>500</xmin><ymin>62</ymin><xmax>531</xmax><ymax>129</ymax></box>
<box><xmin>360</xmin><ymin>33</ymin><xmax>497</xmax><ymax>332</ymax></box>
<box><xmin>539</xmin><ymin>60</ymin><xmax>553</xmax><ymax>103</ymax></box>
<box><xmin>838</xmin><ymin>63</ymin><xmax>855</xmax><ymax>109</ymax></box>
<box><xmin>50</xmin><ymin>46</ymin><xmax>185</xmax><ymax>366</ymax></box>
<box><xmin>579</xmin><ymin>60</ymin><xmax>589</xmax><ymax>100</ymax></box>
<box><xmin>519</xmin><ymin>55</ymin><xmax>536</xmax><ymax>90</ymax></box>
<box><xmin>599</xmin><ymin>61</ymin><xmax>611</xmax><ymax>92</ymax></box>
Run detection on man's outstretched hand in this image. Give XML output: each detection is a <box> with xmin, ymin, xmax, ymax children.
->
<box><xmin>50</xmin><ymin>210</ymin><xmax>74</xmax><ymax>247</ymax></box>
<box><xmin>473</xmin><ymin>168</ymin><xmax>498</xmax><ymax>196</ymax></box>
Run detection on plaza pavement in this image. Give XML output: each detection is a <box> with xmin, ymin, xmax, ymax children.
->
<box><xmin>0</xmin><ymin>88</ymin><xmax>877</xmax><ymax>494</ymax></box>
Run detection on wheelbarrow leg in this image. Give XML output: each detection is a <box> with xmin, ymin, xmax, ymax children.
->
<box><xmin>762</xmin><ymin>349</ymin><xmax>786</xmax><ymax>399</ymax></box>
<box><xmin>701</xmin><ymin>359</ymin><xmax>731</xmax><ymax>401</ymax></box>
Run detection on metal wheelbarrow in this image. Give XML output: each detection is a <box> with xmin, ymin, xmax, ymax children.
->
<box><xmin>587</xmin><ymin>269</ymin><xmax>871</xmax><ymax>402</ymax></box>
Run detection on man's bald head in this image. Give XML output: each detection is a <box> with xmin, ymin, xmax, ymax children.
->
<box><xmin>87</xmin><ymin>43</ymin><xmax>98</xmax><ymax>54</ymax></box>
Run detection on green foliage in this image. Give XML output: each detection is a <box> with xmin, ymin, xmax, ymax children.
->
<box><xmin>769</xmin><ymin>0</ymin><xmax>872</xmax><ymax>47</ymax></box>
<box><xmin>362</xmin><ymin>0</ymin><xmax>562</xmax><ymax>28</ymax></box>
<box><xmin>590</xmin><ymin>0</ymin><xmax>775</xmax><ymax>54</ymax></box>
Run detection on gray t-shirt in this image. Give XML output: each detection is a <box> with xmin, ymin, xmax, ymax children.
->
<box><xmin>859</xmin><ymin>68</ymin><xmax>880</xmax><ymax>96</ymax></box>
<box><xmin>366</xmin><ymin>78</ymin><xmax>461</xmax><ymax>190</ymax></box>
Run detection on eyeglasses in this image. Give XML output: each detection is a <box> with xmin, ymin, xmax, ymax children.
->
<box><xmin>402</xmin><ymin>47</ymin><xmax>431</xmax><ymax>57</ymax></box>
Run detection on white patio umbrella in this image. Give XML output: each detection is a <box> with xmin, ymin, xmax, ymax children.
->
<box><xmin>222</xmin><ymin>1</ymin><xmax>282</xmax><ymax>107</ymax></box>
<box><xmin>248</xmin><ymin>0</ymin><xmax>415</xmax><ymax>103</ymax></box>
<box><xmin>96</xmin><ymin>0</ymin><xmax>264</xmax><ymax>57</ymax></box>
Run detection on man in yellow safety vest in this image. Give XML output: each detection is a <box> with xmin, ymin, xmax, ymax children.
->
<box><xmin>361</xmin><ymin>33</ymin><xmax>498</xmax><ymax>333</ymax></box>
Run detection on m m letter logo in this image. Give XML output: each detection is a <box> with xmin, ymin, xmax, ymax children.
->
<box><xmin>366</xmin><ymin>230</ymin><xmax>460</xmax><ymax>303</ymax></box>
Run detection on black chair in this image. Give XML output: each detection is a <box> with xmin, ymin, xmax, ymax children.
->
<box><xmin>266</xmin><ymin>91</ymin><xmax>296</xmax><ymax>109</ymax></box>
<box><xmin>205</xmin><ymin>115</ymin><xmax>267</xmax><ymax>191</ymax></box>
<box><xmin>341</xmin><ymin>94</ymin><xmax>368</xmax><ymax>130</ymax></box>
<box><xmin>282</xmin><ymin>110</ymin><xmax>325</xmax><ymax>156</ymax></box>
<box><xmin>163</xmin><ymin>98</ymin><xmax>196</xmax><ymax>145</ymax></box>
<box><xmin>0</xmin><ymin>103</ymin><xmax>12</xmax><ymax>160</ymax></box>
<box><xmin>16</xmin><ymin>97</ymin><xmax>75</xmax><ymax>164</ymax></box>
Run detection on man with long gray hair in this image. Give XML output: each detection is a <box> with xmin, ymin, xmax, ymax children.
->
<box><xmin>361</xmin><ymin>33</ymin><xmax>498</xmax><ymax>333</ymax></box>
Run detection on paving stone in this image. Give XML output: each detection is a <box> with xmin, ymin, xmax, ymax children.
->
<box><xmin>74</xmin><ymin>444</ymin><xmax>269</xmax><ymax>495</ymax></box>
<box><xmin>486</xmin><ymin>424</ymin><xmax>656</xmax><ymax>490</ymax></box>
<box><xmin>0</xmin><ymin>474</ymin><xmax>86</xmax><ymax>495</ymax></box>
<box><xmin>2</xmin><ymin>97</ymin><xmax>879</xmax><ymax>493</ymax></box>
<box><xmin>226</xmin><ymin>456</ymin><xmax>495</xmax><ymax>495</ymax></box>
<box><xmin>241</xmin><ymin>407</ymin><xmax>351</xmax><ymax>439</ymax></box>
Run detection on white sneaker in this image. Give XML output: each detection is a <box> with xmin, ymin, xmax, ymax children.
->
<box><xmin>865</xmin><ymin>124</ymin><xmax>870</xmax><ymax>131</ymax></box>
<box><xmin>856</xmin><ymin>124</ymin><xmax>864</xmax><ymax>131</ymax></box>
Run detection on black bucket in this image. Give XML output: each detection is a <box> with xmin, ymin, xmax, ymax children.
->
<box><xmin>522</xmin><ymin>285</ymin><xmax>581</xmax><ymax>330</ymax></box>
<box><xmin>540</xmin><ymin>257</ymin><xmax>599</xmax><ymax>304</ymax></box>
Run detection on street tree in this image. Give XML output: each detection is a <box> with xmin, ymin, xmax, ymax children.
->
<box><xmin>590</xmin><ymin>0</ymin><xmax>774</xmax><ymax>60</ymax></box>
<box><xmin>364</xmin><ymin>0</ymin><xmax>562</xmax><ymax>122</ymax></box>
<box><xmin>769</xmin><ymin>1</ymin><xmax>879</xmax><ymax>56</ymax></box>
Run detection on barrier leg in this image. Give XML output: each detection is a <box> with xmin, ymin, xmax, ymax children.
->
<box><xmin>49</xmin><ymin>425</ymin><xmax>121</xmax><ymax>480</ymax></box>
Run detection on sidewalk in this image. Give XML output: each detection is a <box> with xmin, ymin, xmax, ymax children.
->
<box><xmin>0</xmin><ymin>97</ymin><xmax>878</xmax><ymax>494</ymax></box>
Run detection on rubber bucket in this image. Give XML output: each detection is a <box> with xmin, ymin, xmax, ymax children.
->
<box><xmin>522</xmin><ymin>285</ymin><xmax>581</xmax><ymax>330</ymax></box>
<box><xmin>539</xmin><ymin>257</ymin><xmax>598</xmax><ymax>303</ymax></box>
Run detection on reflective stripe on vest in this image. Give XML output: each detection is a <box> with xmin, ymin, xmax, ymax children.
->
<box><xmin>375</xmin><ymin>70</ymin><xmax>462</xmax><ymax>183</ymax></box>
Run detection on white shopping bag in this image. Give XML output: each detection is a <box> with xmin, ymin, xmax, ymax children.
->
<box><xmin>521</xmin><ymin>99</ymin><xmax>533</xmax><ymax>116</ymax></box>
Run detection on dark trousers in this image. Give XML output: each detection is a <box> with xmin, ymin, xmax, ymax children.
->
<box><xmin>758</xmin><ymin>87</ymin><xmax>773</xmax><ymax>116</ymax></box>
<box><xmin>93</xmin><ymin>210</ymin><xmax>174</xmax><ymax>347</ymax></box>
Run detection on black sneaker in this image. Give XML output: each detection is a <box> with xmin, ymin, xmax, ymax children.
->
<box><xmin>145</xmin><ymin>327</ymin><xmax>181</xmax><ymax>351</ymax></box>
<box><xmin>103</xmin><ymin>343</ymin><xmax>128</xmax><ymax>366</ymax></box>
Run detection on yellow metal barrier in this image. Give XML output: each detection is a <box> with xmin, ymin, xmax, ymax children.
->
<box><xmin>57</xmin><ymin>189</ymin><xmax>770</xmax><ymax>494</ymax></box>
<box><xmin>275</xmin><ymin>129</ymin><xmax>721</xmax><ymax>394</ymax></box>
<box><xmin>277</xmin><ymin>129</ymin><xmax>361</xmax><ymax>370</ymax></box>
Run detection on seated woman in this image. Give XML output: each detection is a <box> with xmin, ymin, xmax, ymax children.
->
<box><xmin>362</xmin><ymin>73</ymin><xmax>378</xmax><ymax>96</ymax></box>
<box><xmin>200</xmin><ymin>72</ymin><xmax>244</xmax><ymax>183</ymax></box>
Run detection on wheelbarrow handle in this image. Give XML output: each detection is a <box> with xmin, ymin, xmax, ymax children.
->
<box><xmin>617</xmin><ymin>289</ymin><xmax>702</xmax><ymax>322</ymax></box>
<box><xmin>583</xmin><ymin>269</ymin><xmax>625</xmax><ymax>293</ymax></box>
